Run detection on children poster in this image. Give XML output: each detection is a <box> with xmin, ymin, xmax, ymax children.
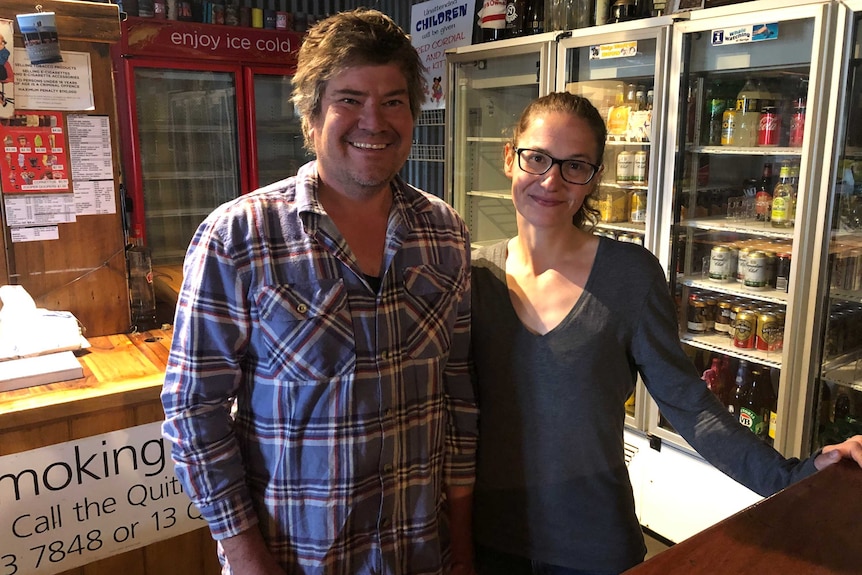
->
<box><xmin>410</xmin><ymin>0</ymin><xmax>473</xmax><ymax>110</ymax></box>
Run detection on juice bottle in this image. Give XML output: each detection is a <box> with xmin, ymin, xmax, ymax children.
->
<box><xmin>734</xmin><ymin>78</ymin><xmax>761</xmax><ymax>147</ymax></box>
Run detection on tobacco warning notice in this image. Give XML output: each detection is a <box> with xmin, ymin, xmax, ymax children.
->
<box><xmin>0</xmin><ymin>422</ymin><xmax>207</xmax><ymax>575</ymax></box>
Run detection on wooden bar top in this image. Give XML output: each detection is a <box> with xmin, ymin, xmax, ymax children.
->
<box><xmin>624</xmin><ymin>459</ymin><xmax>862</xmax><ymax>574</ymax></box>
<box><xmin>0</xmin><ymin>328</ymin><xmax>172</xmax><ymax>432</ymax></box>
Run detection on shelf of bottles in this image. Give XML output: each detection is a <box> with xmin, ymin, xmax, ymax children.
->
<box><xmin>814</xmin><ymin>9</ymin><xmax>862</xmax><ymax>449</ymax></box>
<box><xmin>588</xmin><ymin>81</ymin><xmax>655</xmax><ymax>248</ymax></box>
<box><xmin>664</xmin><ymin>62</ymin><xmax>813</xmax><ymax>446</ymax></box>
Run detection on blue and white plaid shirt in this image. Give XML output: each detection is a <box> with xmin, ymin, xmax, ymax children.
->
<box><xmin>162</xmin><ymin>161</ymin><xmax>477</xmax><ymax>575</ymax></box>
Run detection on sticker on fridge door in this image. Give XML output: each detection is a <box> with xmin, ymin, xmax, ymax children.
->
<box><xmin>590</xmin><ymin>41</ymin><xmax>638</xmax><ymax>60</ymax></box>
<box><xmin>711</xmin><ymin>24</ymin><xmax>778</xmax><ymax>46</ymax></box>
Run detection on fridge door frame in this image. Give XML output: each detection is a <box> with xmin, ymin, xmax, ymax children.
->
<box><xmin>116</xmin><ymin>57</ymin><xmax>251</xmax><ymax>244</ymax></box>
<box><xmin>656</xmin><ymin>0</ymin><xmax>840</xmax><ymax>457</ymax></box>
<box><xmin>444</xmin><ymin>32</ymin><xmax>559</xmax><ymax>212</ymax></box>
<box><xmin>243</xmin><ymin>64</ymin><xmax>300</xmax><ymax>192</ymax></box>
<box><xmin>555</xmin><ymin>17</ymin><xmax>675</xmax><ymax>430</ymax></box>
<box><xmin>804</xmin><ymin>0</ymin><xmax>862</xmax><ymax>454</ymax></box>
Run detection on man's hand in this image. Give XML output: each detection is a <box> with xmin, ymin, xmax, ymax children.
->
<box><xmin>814</xmin><ymin>435</ymin><xmax>862</xmax><ymax>471</ymax></box>
<box><xmin>221</xmin><ymin>528</ymin><xmax>286</xmax><ymax>575</ymax></box>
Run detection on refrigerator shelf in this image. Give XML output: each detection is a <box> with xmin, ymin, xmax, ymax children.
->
<box><xmin>142</xmin><ymin>170</ymin><xmax>238</xmax><ymax>180</ymax></box>
<box><xmin>467</xmin><ymin>190</ymin><xmax>510</xmax><ymax>200</ymax></box>
<box><xmin>822</xmin><ymin>363</ymin><xmax>862</xmax><ymax>391</ymax></box>
<box><xmin>138</xmin><ymin>125</ymin><xmax>233</xmax><ymax>134</ymax></box>
<box><xmin>595</xmin><ymin>221</ymin><xmax>646</xmax><ymax>235</ymax></box>
<box><xmin>147</xmin><ymin>207</ymin><xmax>214</xmax><ymax>218</ymax></box>
<box><xmin>680</xmin><ymin>275</ymin><xmax>789</xmax><ymax>304</ymax></box>
<box><xmin>830</xmin><ymin>288</ymin><xmax>862</xmax><ymax>304</ymax></box>
<box><xmin>680</xmin><ymin>332</ymin><xmax>783</xmax><ymax>369</ymax></box>
<box><xmin>606</xmin><ymin>139</ymin><xmax>650</xmax><ymax>146</ymax></box>
<box><xmin>677</xmin><ymin>216</ymin><xmax>796</xmax><ymax>239</ymax></box>
<box><xmin>466</xmin><ymin>137</ymin><xmax>509</xmax><ymax>143</ymax></box>
<box><xmin>687</xmin><ymin>145</ymin><xmax>804</xmax><ymax>157</ymax></box>
<box><xmin>600</xmin><ymin>182</ymin><xmax>649</xmax><ymax>191</ymax></box>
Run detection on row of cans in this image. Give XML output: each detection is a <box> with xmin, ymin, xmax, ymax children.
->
<box><xmin>708</xmin><ymin>242</ymin><xmax>792</xmax><ymax>293</ymax></box>
<box><xmin>594</xmin><ymin>229</ymin><xmax>644</xmax><ymax>245</ymax></box>
<box><xmin>687</xmin><ymin>292</ymin><xmax>785</xmax><ymax>352</ymax></box>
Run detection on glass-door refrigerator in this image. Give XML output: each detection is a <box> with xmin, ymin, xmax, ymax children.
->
<box><xmin>647</xmin><ymin>1</ymin><xmax>842</xmax><ymax>540</ymax></box>
<box><xmin>555</xmin><ymin>16</ymin><xmax>675</xmax><ymax>426</ymax></box>
<box><xmin>445</xmin><ymin>31</ymin><xmax>559</xmax><ymax>245</ymax></box>
<box><xmin>113</xmin><ymin>17</ymin><xmax>308</xmax><ymax>266</ymax></box>
<box><xmin>810</xmin><ymin>0</ymin><xmax>862</xmax><ymax>454</ymax></box>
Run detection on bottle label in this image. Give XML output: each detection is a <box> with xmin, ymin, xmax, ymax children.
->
<box><xmin>771</xmin><ymin>196</ymin><xmax>788</xmax><ymax>221</ymax></box>
<box><xmin>739</xmin><ymin>406</ymin><xmax>765</xmax><ymax>436</ymax></box>
<box><xmin>479</xmin><ymin>0</ymin><xmax>507</xmax><ymax>31</ymax></box>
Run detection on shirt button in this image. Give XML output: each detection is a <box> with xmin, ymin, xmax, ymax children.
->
<box><xmin>384</xmin><ymin>408</ymin><xmax>393</xmax><ymax>417</ymax></box>
<box><xmin>381</xmin><ymin>350</ymin><xmax>389</xmax><ymax>360</ymax></box>
<box><xmin>383</xmin><ymin>463</ymin><xmax>393</xmax><ymax>473</ymax></box>
<box><xmin>381</xmin><ymin>517</ymin><xmax>391</xmax><ymax>527</ymax></box>
<box><xmin>296</xmin><ymin>303</ymin><xmax>308</xmax><ymax>314</ymax></box>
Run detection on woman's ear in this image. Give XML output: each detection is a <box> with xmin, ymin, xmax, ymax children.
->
<box><xmin>503</xmin><ymin>143</ymin><xmax>516</xmax><ymax>178</ymax></box>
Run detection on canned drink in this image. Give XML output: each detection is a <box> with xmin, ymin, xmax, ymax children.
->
<box><xmin>704</xmin><ymin>298</ymin><xmax>717</xmax><ymax>332</ymax></box>
<box><xmin>762</xmin><ymin>249</ymin><xmax>777</xmax><ymax>288</ymax></box>
<box><xmin>630</xmin><ymin>190</ymin><xmax>647</xmax><ymax>223</ymax></box>
<box><xmin>757</xmin><ymin>106</ymin><xmax>780</xmax><ymax>147</ymax></box>
<box><xmin>715</xmin><ymin>300</ymin><xmax>733</xmax><ymax>336</ymax></box>
<box><xmin>687</xmin><ymin>297</ymin><xmax>708</xmax><ymax>334</ymax></box>
<box><xmin>721</xmin><ymin>108</ymin><xmax>736</xmax><ymax>146</ymax></box>
<box><xmin>709</xmin><ymin>245</ymin><xmax>735</xmax><ymax>283</ymax></box>
<box><xmin>633</xmin><ymin>150</ymin><xmax>648</xmax><ymax>183</ymax></box>
<box><xmin>736</xmin><ymin>247</ymin><xmax>751</xmax><ymax>283</ymax></box>
<box><xmin>733</xmin><ymin>310</ymin><xmax>757</xmax><ymax>348</ymax></box>
<box><xmin>756</xmin><ymin>311</ymin><xmax>784</xmax><ymax>351</ymax></box>
<box><xmin>630</xmin><ymin>234</ymin><xmax>644</xmax><ymax>246</ymax></box>
<box><xmin>617</xmin><ymin>151</ymin><xmax>634</xmax><ymax>183</ymax></box>
<box><xmin>744</xmin><ymin>250</ymin><xmax>769</xmax><ymax>290</ymax></box>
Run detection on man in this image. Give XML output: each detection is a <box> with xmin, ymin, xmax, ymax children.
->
<box><xmin>161</xmin><ymin>10</ymin><xmax>477</xmax><ymax>575</ymax></box>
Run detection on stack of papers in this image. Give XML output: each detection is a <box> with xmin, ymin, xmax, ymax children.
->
<box><xmin>0</xmin><ymin>351</ymin><xmax>84</xmax><ymax>392</ymax></box>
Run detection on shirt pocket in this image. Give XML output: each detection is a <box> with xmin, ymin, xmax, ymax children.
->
<box><xmin>402</xmin><ymin>264</ymin><xmax>463</xmax><ymax>360</ymax></box>
<box><xmin>255</xmin><ymin>279</ymin><xmax>355</xmax><ymax>380</ymax></box>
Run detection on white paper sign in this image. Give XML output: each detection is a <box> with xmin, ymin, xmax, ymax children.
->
<box><xmin>4</xmin><ymin>193</ymin><xmax>76</xmax><ymax>227</ymax></box>
<box><xmin>12</xmin><ymin>49</ymin><xmax>94</xmax><ymax>111</ymax></box>
<box><xmin>10</xmin><ymin>225</ymin><xmax>59</xmax><ymax>242</ymax></box>
<box><xmin>66</xmin><ymin>115</ymin><xmax>114</xmax><ymax>181</ymax></box>
<box><xmin>72</xmin><ymin>180</ymin><xmax>117</xmax><ymax>216</ymax></box>
<box><xmin>0</xmin><ymin>422</ymin><xmax>206</xmax><ymax>575</ymax></box>
<box><xmin>410</xmin><ymin>0</ymin><xmax>474</xmax><ymax>110</ymax></box>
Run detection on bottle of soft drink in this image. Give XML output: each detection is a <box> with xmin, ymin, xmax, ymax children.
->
<box><xmin>734</xmin><ymin>78</ymin><xmax>762</xmax><ymax>147</ymax></box>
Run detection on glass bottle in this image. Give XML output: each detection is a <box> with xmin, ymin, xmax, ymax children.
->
<box><xmin>728</xmin><ymin>359</ymin><xmax>751</xmax><ymax>418</ymax></box>
<box><xmin>739</xmin><ymin>367</ymin><xmax>774</xmax><ymax>440</ymax></box>
<box><xmin>770</xmin><ymin>161</ymin><xmax>795</xmax><ymax>228</ymax></box>
<box><xmin>755</xmin><ymin>162</ymin><xmax>773</xmax><ymax>222</ymax></box>
<box><xmin>505</xmin><ymin>0</ymin><xmax>527</xmax><ymax>37</ymax></box>
<box><xmin>734</xmin><ymin>78</ymin><xmax>761</xmax><ymax>147</ymax></box>
<box><xmin>523</xmin><ymin>0</ymin><xmax>544</xmax><ymax>35</ymax></box>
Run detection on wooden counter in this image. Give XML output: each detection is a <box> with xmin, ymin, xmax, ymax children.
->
<box><xmin>0</xmin><ymin>329</ymin><xmax>219</xmax><ymax>574</ymax></box>
<box><xmin>623</xmin><ymin>459</ymin><xmax>862</xmax><ymax>574</ymax></box>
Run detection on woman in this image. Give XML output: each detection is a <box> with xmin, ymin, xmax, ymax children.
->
<box><xmin>469</xmin><ymin>92</ymin><xmax>862</xmax><ymax>575</ymax></box>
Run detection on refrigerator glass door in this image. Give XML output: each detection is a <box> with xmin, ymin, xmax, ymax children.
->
<box><xmin>814</xmin><ymin>3</ymin><xmax>862</xmax><ymax>450</ymax></box>
<box><xmin>557</xmin><ymin>19</ymin><xmax>673</xmax><ymax>422</ymax></box>
<box><xmin>447</xmin><ymin>37</ymin><xmax>556</xmax><ymax>247</ymax></box>
<box><xmin>134</xmin><ymin>67</ymin><xmax>240</xmax><ymax>265</ymax></box>
<box><xmin>252</xmin><ymin>73</ymin><xmax>307</xmax><ymax>189</ymax></box>
<box><xmin>656</xmin><ymin>3</ymin><xmax>834</xmax><ymax>453</ymax></box>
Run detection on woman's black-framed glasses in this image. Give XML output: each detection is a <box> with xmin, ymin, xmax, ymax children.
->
<box><xmin>515</xmin><ymin>148</ymin><xmax>600</xmax><ymax>185</ymax></box>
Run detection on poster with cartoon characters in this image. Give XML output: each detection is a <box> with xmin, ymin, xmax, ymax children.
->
<box><xmin>0</xmin><ymin>110</ymin><xmax>69</xmax><ymax>193</ymax></box>
<box><xmin>410</xmin><ymin>0</ymin><xmax>474</xmax><ymax>110</ymax></box>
